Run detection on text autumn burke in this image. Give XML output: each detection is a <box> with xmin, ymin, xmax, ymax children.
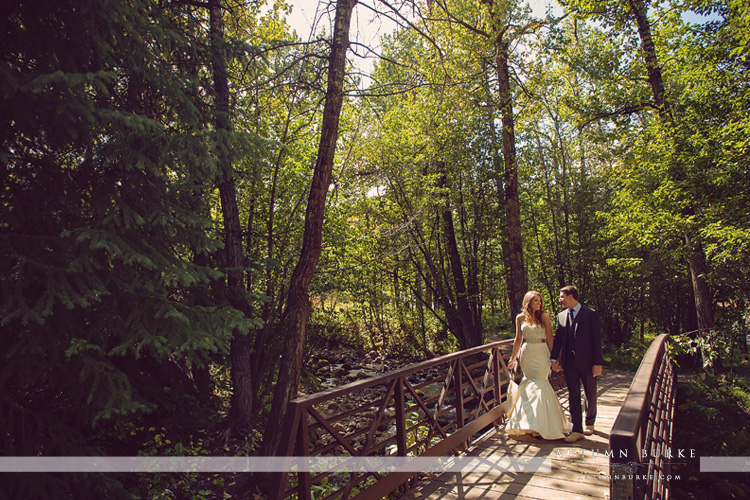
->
<box><xmin>556</xmin><ymin>448</ymin><xmax>696</xmax><ymax>459</ymax></box>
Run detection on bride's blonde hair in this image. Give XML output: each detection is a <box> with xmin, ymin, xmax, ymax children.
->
<box><xmin>521</xmin><ymin>291</ymin><xmax>544</xmax><ymax>325</ymax></box>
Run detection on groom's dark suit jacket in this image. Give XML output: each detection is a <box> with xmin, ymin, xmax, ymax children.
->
<box><xmin>551</xmin><ymin>305</ymin><xmax>604</xmax><ymax>371</ymax></box>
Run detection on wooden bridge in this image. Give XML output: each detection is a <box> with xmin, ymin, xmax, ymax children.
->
<box><xmin>269</xmin><ymin>334</ymin><xmax>676</xmax><ymax>500</ymax></box>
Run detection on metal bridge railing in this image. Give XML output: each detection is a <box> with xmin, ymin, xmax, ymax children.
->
<box><xmin>609</xmin><ymin>334</ymin><xmax>677</xmax><ymax>500</ymax></box>
<box><xmin>268</xmin><ymin>339</ymin><xmax>518</xmax><ymax>500</ymax></box>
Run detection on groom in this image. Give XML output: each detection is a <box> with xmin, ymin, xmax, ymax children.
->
<box><xmin>551</xmin><ymin>285</ymin><xmax>603</xmax><ymax>443</ymax></box>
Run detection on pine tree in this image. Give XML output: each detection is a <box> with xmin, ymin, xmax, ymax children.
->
<box><xmin>1</xmin><ymin>1</ymin><xmax>257</xmax><ymax>497</ymax></box>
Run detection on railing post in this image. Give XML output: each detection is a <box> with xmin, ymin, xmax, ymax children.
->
<box><xmin>610</xmin><ymin>437</ymin><xmax>642</xmax><ymax>500</ymax></box>
<box><xmin>455</xmin><ymin>359</ymin><xmax>464</xmax><ymax>429</ymax></box>
<box><xmin>395</xmin><ymin>377</ymin><xmax>407</xmax><ymax>456</ymax></box>
<box><xmin>269</xmin><ymin>401</ymin><xmax>303</xmax><ymax>500</ymax></box>
<box><xmin>492</xmin><ymin>347</ymin><xmax>502</xmax><ymax>415</ymax></box>
<box><xmin>296</xmin><ymin>409</ymin><xmax>312</xmax><ymax>500</ymax></box>
<box><xmin>611</xmin><ymin>464</ymin><xmax>634</xmax><ymax>500</ymax></box>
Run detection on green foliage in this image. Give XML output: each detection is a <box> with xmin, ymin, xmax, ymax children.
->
<box><xmin>310</xmin><ymin>473</ymin><xmax>333</xmax><ymax>500</ymax></box>
<box><xmin>603</xmin><ymin>332</ymin><xmax>659</xmax><ymax>371</ymax></box>
<box><xmin>670</xmin><ymin>332</ymin><xmax>731</xmax><ymax>371</ymax></box>
<box><xmin>673</xmin><ymin>369</ymin><xmax>750</xmax><ymax>498</ymax></box>
<box><xmin>404</xmin><ymin>403</ymin><xmax>440</xmax><ymax>455</ymax></box>
<box><xmin>0</xmin><ymin>0</ymin><xmax>264</xmax><ymax>497</ymax></box>
<box><xmin>1</xmin><ymin>0</ymin><xmax>748</xmax><ymax>497</ymax></box>
<box><xmin>130</xmin><ymin>427</ymin><xmax>215</xmax><ymax>500</ymax></box>
<box><xmin>303</xmin><ymin>0</ymin><xmax>750</xmax><ymax>362</ymax></box>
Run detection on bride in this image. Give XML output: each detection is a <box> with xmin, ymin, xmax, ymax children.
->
<box><xmin>505</xmin><ymin>291</ymin><xmax>572</xmax><ymax>440</ymax></box>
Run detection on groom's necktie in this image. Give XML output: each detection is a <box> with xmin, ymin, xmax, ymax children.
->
<box><xmin>567</xmin><ymin>308</ymin><xmax>576</xmax><ymax>356</ymax></box>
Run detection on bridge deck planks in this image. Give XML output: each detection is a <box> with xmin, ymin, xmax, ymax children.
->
<box><xmin>398</xmin><ymin>370</ymin><xmax>633</xmax><ymax>500</ymax></box>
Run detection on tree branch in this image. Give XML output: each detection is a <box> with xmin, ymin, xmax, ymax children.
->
<box><xmin>576</xmin><ymin>103</ymin><xmax>656</xmax><ymax>130</ymax></box>
<box><xmin>368</xmin><ymin>0</ymin><xmax>445</xmax><ymax>59</ymax></box>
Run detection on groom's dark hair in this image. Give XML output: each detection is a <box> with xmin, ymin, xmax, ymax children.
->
<box><xmin>560</xmin><ymin>285</ymin><xmax>578</xmax><ymax>300</ymax></box>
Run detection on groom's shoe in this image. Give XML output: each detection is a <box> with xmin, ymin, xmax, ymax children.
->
<box><xmin>564</xmin><ymin>432</ymin><xmax>585</xmax><ymax>443</ymax></box>
<box><xmin>584</xmin><ymin>425</ymin><xmax>595</xmax><ymax>436</ymax></box>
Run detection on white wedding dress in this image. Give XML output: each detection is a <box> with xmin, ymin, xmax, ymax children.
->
<box><xmin>505</xmin><ymin>322</ymin><xmax>572</xmax><ymax>439</ymax></box>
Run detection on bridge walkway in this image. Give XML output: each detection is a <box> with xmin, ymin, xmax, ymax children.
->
<box><xmin>398</xmin><ymin>370</ymin><xmax>633</xmax><ymax>500</ymax></box>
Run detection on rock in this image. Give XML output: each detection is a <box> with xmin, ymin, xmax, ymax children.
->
<box><xmin>361</xmin><ymin>408</ymin><xmax>377</xmax><ymax>419</ymax></box>
<box><xmin>356</xmin><ymin>418</ymin><xmax>369</xmax><ymax>430</ymax></box>
<box><xmin>437</xmin><ymin>409</ymin><xmax>456</xmax><ymax>427</ymax></box>
<box><xmin>417</xmin><ymin>382</ymin><xmax>444</xmax><ymax>401</ymax></box>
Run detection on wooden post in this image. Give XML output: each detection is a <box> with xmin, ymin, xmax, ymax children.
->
<box><xmin>455</xmin><ymin>360</ymin><xmax>464</xmax><ymax>429</ymax></box>
<box><xmin>269</xmin><ymin>402</ymin><xmax>302</xmax><ymax>500</ymax></box>
<box><xmin>395</xmin><ymin>377</ymin><xmax>407</xmax><ymax>456</ymax></box>
<box><xmin>492</xmin><ymin>347</ymin><xmax>503</xmax><ymax>420</ymax></box>
<box><xmin>296</xmin><ymin>410</ymin><xmax>311</xmax><ymax>500</ymax></box>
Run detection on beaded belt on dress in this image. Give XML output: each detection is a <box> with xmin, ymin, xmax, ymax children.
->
<box><xmin>525</xmin><ymin>339</ymin><xmax>546</xmax><ymax>343</ymax></box>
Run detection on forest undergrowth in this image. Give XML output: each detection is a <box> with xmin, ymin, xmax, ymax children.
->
<box><xmin>672</xmin><ymin>358</ymin><xmax>750</xmax><ymax>500</ymax></box>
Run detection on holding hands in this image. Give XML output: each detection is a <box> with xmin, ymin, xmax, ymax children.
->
<box><xmin>551</xmin><ymin>361</ymin><xmax>601</xmax><ymax>377</ymax></box>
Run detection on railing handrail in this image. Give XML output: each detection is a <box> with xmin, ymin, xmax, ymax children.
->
<box><xmin>609</xmin><ymin>333</ymin><xmax>676</xmax><ymax>500</ymax></box>
<box><xmin>609</xmin><ymin>334</ymin><xmax>668</xmax><ymax>460</ymax></box>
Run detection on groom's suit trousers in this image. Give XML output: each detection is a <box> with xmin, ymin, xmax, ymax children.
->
<box><xmin>563</xmin><ymin>353</ymin><xmax>597</xmax><ymax>433</ymax></box>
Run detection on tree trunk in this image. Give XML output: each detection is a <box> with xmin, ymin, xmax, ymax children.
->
<box><xmin>535</xmin><ymin>133</ymin><xmax>566</xmax><ymax>287</ymax></box>
<box><xmin>686</xmin><ymin>235</ymin><xmax>715</xmax><ymax>335</ymax></box>
<box><xmin>438</xmin><ymin>169</ymin><xmax>481</xmax><ymax>348</ymax></box>
<box><xmin>410</xmin><ymin>218</ymin><xmax>466</xmax><ymax>346</ymax></box>
<box><xmin>262</xmin><ymin>0</ymin><xmax>357</xmax><ymax>457</ymax></box>
<box><xmin>481</xmin><ymin>62</ymin><xmax>511</xmax><ymax>317</ymax></box>
<box><xmin>628</xmin><ymin>0</ymin><xmax>715</xmax><ymax>335</ymax></box>
<box><xmin>628</xmin><ymin>0</ymin><xmax>668</xmax><ymax>118</ymax></box>
<box><xmin>496</xmin><ymin>41</ymin><xmax>527</xmax><ymax>318</ymax></box>
<box><xmin>249</xmin><ymin>95</ymin><xmax>296</xmax><ymax>403</ymax></box>
<box><xmin>552</xmin><ymin>113</ymin><xmax>574</xmax><ymax>281</ymax></box>
<box><xmin>209</xmin><ymin>0</ymin><xmax>255</xmax><ymax>429</ymax></box>
<box><xmin>392</xmin><ymin>181</ymin><xmax>467</xmax><ymax>347</ymax></box>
